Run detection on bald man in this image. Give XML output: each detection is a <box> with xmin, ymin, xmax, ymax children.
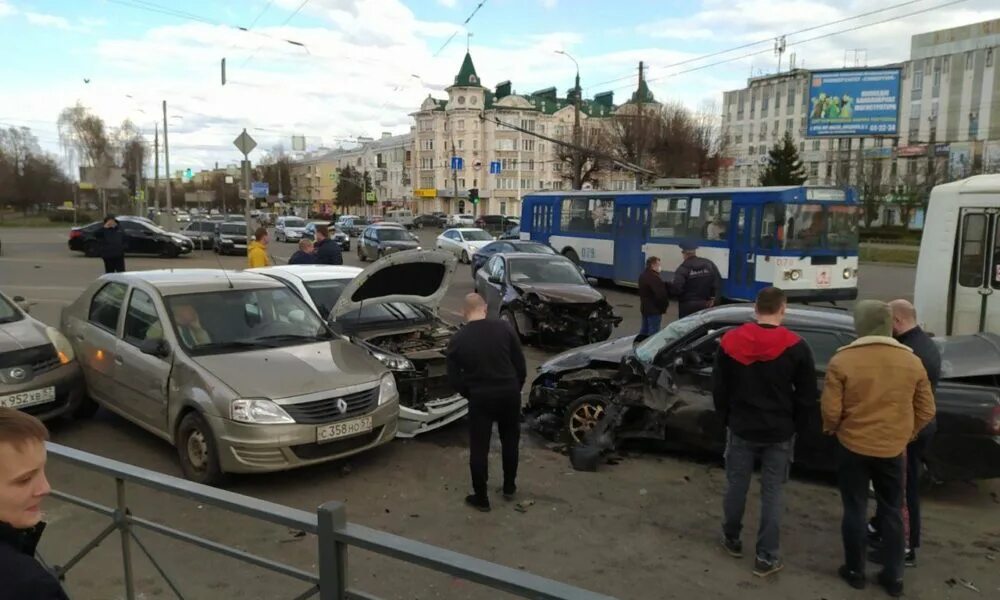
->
<box><xmin>445</xmin><ymin>293</ymin><xmax>526</xmax><ymax>512</ymax></box>
<box><xmin>870</xmin><ymin>299</ymin><xmax>940</xmax><ymax>567</ymax></box>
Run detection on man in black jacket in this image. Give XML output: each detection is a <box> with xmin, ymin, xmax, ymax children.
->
<box><xmin>713</xmin><ymin>286</ymin><xmax>818</xmax><ymax>577</ymax></box>
<box><xmin>637</xmin><ymin>256</ymin><xmax>669</xmax><ymax>339</ymax></box>
<box><xmin>869</xmin><ymin>299</ymin><xmax>942</xmax><ymax>566</ymax></box>
<box><xmin>313</xmin><ymin>225</ymin><xmax>343</xmax><ymax>265</ymax></box>
<box><xmin>670</xmin><ymin>242</ymin><xmax>721</xmax><ymax>318</ymax></box>
<box><xmin>446</xmin><ymin>293</ymin><xmax>526</xmax><ymax>512</ymax></box>
<box><xmin>96</xmin><ymin>215</ymin><xmax>126</xmax><ymax>273</ymax></box>
<box><xmin>288</xmin><ymin>239</ymin><xmax>318</xmax><ymax>265</ymax></box>
<box><xmin>0</xmin><ymin>408</ymin><xmax>69</xmax><ymax>600</ymax></box>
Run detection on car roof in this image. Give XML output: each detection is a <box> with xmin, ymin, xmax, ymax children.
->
<box><xmin>112</xmin><ymin>269</ymin><xmax>285</xmax><ymax>295</ymax></box>
<box><xmin>694</xmin><ymin>304</ymin><xmax>856</xmax><ymax>332</ymax></box>
<box><xmin>453</xmin><ymin>227</ymin><xmax>486</xmax><ymax>232</ymax></box>
<box><xmin>500</xmin><ymin>252</ymin><xmax>573</xmax><ymax>261</ymax></box>
<box><xmin>250</xmin><ymin>265</ymin><xmax>363</xmax><ymax>283</ymax></box>
<box><xmin>936</xmin><ymin>333</ymin><xmax>1000</xmax><ymax>379</ymax></box>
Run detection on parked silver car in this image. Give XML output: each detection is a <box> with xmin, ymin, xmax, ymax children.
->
<box><xmin>1</xmin><ymin>291</ymin><xmax>85</xmax><ymax>421</ymax></box>
<box><xmin>61</xmin><ymin>269</ymin><xmax>398</xmax><ymax>485</ymax></box>
<box><xmin>250</xmin><ymin>250</ymin><xmax>468</xmax><ymax>437</ymax></box>
<box><xmin>357</xmin><ymin>224</ymin><xmax>420</xmax><ymax>261</ymax></box>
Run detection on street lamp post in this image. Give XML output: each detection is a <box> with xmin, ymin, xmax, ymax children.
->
<box><xmin>556</xmin><ymin>50</ymin><xmax>583</xmax><ymax>190</ymax></box>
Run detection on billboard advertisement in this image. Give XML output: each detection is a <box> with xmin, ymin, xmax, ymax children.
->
<box><xmin>949</xmin><ymin>143</ymin><xmax>973</xmax><ymax>180</ymax></box>
<box><xmin>806</xmin><ymin>68</ymin><xmax>901</xmax><ymax>137</ymax></box>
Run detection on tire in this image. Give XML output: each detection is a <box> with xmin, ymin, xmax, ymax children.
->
<box><xmin>563</xmin><ymin>248</ymin><xmax>580</xmax><ymax>265</ymax></box>
<box><xmin>162</xmin><ymin>245</ymin><xmax>181</xmax><ymax>259</ymax></box>
<box><xmin>378</xmin><ymin>249</ymin><xmax>385</xmax><ymax>260</ymax></box>
<box><xmin>563</xmin><ymin>394</ymin><xmax>608</xmax><ymax>445</ymax></box>
<box><xmin>84</xmin><ymin>241</ymin><xmax>100</xmax><ymax>258</ymax></box>
<box><xmin>358</xmin><ymin>247</ymin><xmax>366</xmax><ymax>262</ymax></box>
<box><xmin>461</xmin><ymin>250</ymin><xmax>470</xmax><ymax>264</ymax></box>
<box><xmin>176</xmin><ymin>412</ymin><xmax>224</xmax><ymax>486</ymax></box>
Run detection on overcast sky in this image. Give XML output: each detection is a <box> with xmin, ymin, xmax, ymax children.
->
<box><xmin>1</xmin><ymin>0</ymin><xmax>998</xmax><ymax>173</ymax></box>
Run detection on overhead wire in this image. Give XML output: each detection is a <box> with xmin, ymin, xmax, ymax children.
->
<box><xmin>240</xmin><ymin>0</ymin><xmax>312</xmax><ymax>67</ymax></box>
<box><xmin>584</xmin><ymin>0</ymin><xmax>934</xmax><ymax>91</ymax></box>
<box><xmin>433</xmin><ymin>0</ymin><xmax>489</xmax><ymax>57</ymax></box>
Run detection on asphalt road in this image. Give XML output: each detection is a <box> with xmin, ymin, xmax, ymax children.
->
<box><xmin>4</xmin><ymin>225</ymin><xmax>995</xmax><ymax>600</ymax></box>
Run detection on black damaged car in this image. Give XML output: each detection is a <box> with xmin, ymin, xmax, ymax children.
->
<box><xmin>475</xmin><ymin>253</ymin><xmax>622</xmax><ymax>346</ymax></box>
<box><xmin>527</xmin><ymin>304</ymin><xmax>1000</xmax><ymax>482</ymax></box>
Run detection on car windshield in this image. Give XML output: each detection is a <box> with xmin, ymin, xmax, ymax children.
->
<box><xmin>353</xmin><ymin>218</ymin><xmax>370</xmax><ymax>226</ymax></box>
<box><xmin>462</xmin><ymin>230</ymin><xmax>492</xmax><ymax>241</ymax></box>
<box><xmin>165</xmin><ymin>288</ymin><xmax>331</xmax><ymax>356</ymax></box>
<box><xmin>781</xmin><ymin>203</ymin><xmax>860</xmax><ymax>252</ymax></box>
<box><xmin>0</xmin><ymin>295</ymin><xmax>23</xmax><ymax>324</ymax></box>
<box><xmin>509</xmin><ymin>257</ymin><xmax>586</xmax><ymax>285</ymax></box>
<box><xmin>378</xmin><ymin>228</ymin><xmax>411</xmax><ymax>241</ymax></box>
<box><xmin>634</xmin><ymin>316</ymin><xmax>703</xmax><ymax>364</ymax></box>
<box><xmin>220</xmin><ymin>224</ymin><xmax>245</xmax><ymax>235</ymax></box>
<box><xmin>283</xmin><ymin>218</ymin><xmax>306</xmax><ymax>227</ymax></box>
<box><xmin>512</xmin><ymin>242</ymin><xmax>555</xmax><ymax>254</ymax></box>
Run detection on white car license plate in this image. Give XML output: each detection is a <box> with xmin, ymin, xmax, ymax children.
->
<box><xmin>0</xmin><ymin>387</ymin><xmax>56</xmax><ymax>409</ymax></box>
<box><xmin>816</xmin><ymin>268</ymin><xmax>832</xmax><ymax>287</ymax></box>
<box><xmin>317</xmin><ymin>416</ymin><xmax>373</xmax><ymax>443</ymax></box>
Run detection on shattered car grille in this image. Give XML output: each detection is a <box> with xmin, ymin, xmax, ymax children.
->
<box><xmin>521</xmin><ymin>301</ymin><xmax>622</xmax><ymax>342</ymax></box>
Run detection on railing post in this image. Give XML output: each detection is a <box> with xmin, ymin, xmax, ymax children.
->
<box><xmin>317</xmin><ymin>501</ymin><xmax>348</xmax><ymax>600</ymax></box>
<box><xmin>116</xmin><ymin>478</ymin><xmax>136</xmax><ymax>600</ymax></box>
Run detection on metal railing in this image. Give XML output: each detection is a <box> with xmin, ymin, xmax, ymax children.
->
<box><xmin>45</xmin><ymin>443</ymin><xmax>615</xmax><ymax>600</ymax></box>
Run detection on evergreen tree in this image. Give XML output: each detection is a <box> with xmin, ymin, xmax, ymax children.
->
<box><xmin>334</xmin><ymin>165</ymin><xmax>372</xmax><ymax>207</ymax></box>
<box><xmin>759</xmin><ymin>131</ymin><xmax>807</xmax><ymax>186</ymax></box>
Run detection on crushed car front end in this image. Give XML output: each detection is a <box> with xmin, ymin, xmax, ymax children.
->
<box><xmin>513</xmin><ymin>293</ymin><xmax>622</xmax><ymax>345</ymax></box>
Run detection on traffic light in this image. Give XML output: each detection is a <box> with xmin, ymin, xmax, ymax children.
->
<box><xmin>468</xmin><ymin>188</ymin><xmax>479</xmax><ymax>204</ymax></box>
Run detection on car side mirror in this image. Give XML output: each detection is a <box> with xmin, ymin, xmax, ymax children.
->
<box><xmin>140</xmin><ymin>338</ymin><xmax>170</xmax><ymax>358</ymax></box>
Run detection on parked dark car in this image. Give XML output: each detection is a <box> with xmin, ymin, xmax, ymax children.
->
<box><xmin>357</xmin><ymin>225</ymin><xmax>420</xmax><ymax>261</ymax></box>
<box><xmin>180</xmin><ymin>220</ymin><xmax>217</xmax><ymax>250</ymax></box>
<box><xmin>302</xmin><ymin>222</ymin><xmax>350</xmax><ymax>250</ymax></box>
<box><xmin>475</xmin><ymin>253</ymin><xmax>621</xmax><ymax>346</ymax></box>
<box><xmin>69</xmin><ymin>216</ymin><xmax>194</xmax><ymax>258</ymax></box>
<box><xmin>475</xmin><ymin>214</ymin><xmax>518</xmax><ymax>235</ymax></box>
<box><xmin>527</xmin><ymin>304</ymin><xmax>1000</xmax><ymax>482</ymax></box>
<box><xmin>470</xmin><ymin>240</ymin><xmax>556</xmax><ymax>278</ymax></box>
<box><xmin>214</xmin><ymin>222</ymin><xmax>250</xmax><ymax>256</ymax></box>
<box><xmin>342</xmin><ymin>217</ymin><xmax>372</xmax><ymax>237</ymax></box>
<box><xmin>414</xmin><ymin>213</ymin><xmax>446</xmax><ymax>229</ymax></box>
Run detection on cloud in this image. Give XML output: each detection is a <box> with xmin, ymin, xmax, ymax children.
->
<box><xmin>0</xmin><ymin>1</ymin><xmax>15</xmax><ymax>18</ymax></box>
<box><xmin>25</xmin><ymin>11</ymin><xmax>75</xmax><ymax>30</ymax></box>
<box><xmin>437</xmin><ymin>0</ymin><xmax>457</xmax><ymax>6</ymax></box>
<box><xmin>540</xmin><ymin>0</ymin><xmax>558</xmax><ymax>8</ymax></box>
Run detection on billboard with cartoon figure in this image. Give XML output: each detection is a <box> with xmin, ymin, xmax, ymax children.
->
<box><xmin>807</xmin><ymin>68</ymin><xmax>901</xmax><ymax>137</ymax></box>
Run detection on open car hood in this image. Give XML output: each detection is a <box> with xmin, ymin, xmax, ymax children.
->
<box><xmin>330</xmin><ymin>250</ymin><xmax>457</xmax><ymax>320</ymax></box>
<box><xmin>539</xmin><ymin>334</ymin><xmax>638</xmax><ymax>374</ymax></box>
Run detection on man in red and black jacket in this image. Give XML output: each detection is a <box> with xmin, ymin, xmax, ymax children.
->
<box><xmin>712</xmin><ymin>286</ymin><xmax>818</xmax><ymax>578</ymax></box>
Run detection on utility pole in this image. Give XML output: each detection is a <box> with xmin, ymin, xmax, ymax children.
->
<box><xmin>154</xmin><ymin>124</ymin><xmax>159</xmax><ymax>212</ymax></box>
<box><xmin>452</xmin><ymin>140</ymin><xmax>459</xmax><ymax>212</ymax></box>
<box><xmin>163</xmin><ymin>100</ymin><xmax>173</xmax><ymax>231</ymax></box>
<box><xmin>556</xmin><ymin>50</ymin><xmax>582</xmax><ymax>190</ymax></box>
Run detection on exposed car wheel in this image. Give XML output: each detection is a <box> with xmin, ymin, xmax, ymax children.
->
<box><xmin>378</xmin><ymin>249</ymin><xmax>385</xmax><ymax>259</ymax></box>
<box><xmin>162</xmin><ymin>245</ymin><xmax>181</xmax><ymax>258</ymax></box>
<box><xmin>461</xmin><ymin>250</ymin><xmax>470</xmax><ymax>264</ymax></box>
<box><xmin>563</xmin><ymin>248</ymin><xmax>580</xmax><ymax>265</ymax></box>
<box><xmin>563</xmin><ymin>394</ymin><xmax>608</xmax><ymax>445</ymax></box>
<box><xmin>176</xmin><ymin>412</ymin><xmax>224</xmax><ymax>485</ymax></box>
<box><xmin>358</xmin><ymin>247</ymin><xmax>366</xmax><ymax>262</ymax></box>
<box><xmin>84</xmin><ymin>241</ymin><xmax>100</xmax><ymax>257</ymax></box>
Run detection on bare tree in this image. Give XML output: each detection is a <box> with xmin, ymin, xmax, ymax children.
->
<box><xmin>112</xmin><ymin>119</ymin><xmax>146</xmax><ymax>179</ymax></box>
<box><xmin>0</xmin><ymin>126</ymin><xmax>71</xmax><ymax>215</ymax></box>
<box><xmin>556</xmin><ymin>123</ymin><xmax>610</xmax><ymax>189</ymax></box>
<box><xmin>58</xmin><ymin>103</ymin><xmax>112</xmax><ymax>169</ymax></box>
<box><xmin>859</xmin><ymin>159</ymin><xmax>887</xmax><ymax>228</ymax></box>
<box><xmin>609</xmin><ymin>105</ymin><xmax>661</xmax><ymax>187</ymax></box>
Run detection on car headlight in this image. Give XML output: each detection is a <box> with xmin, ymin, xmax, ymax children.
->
<box><xmin>842</xmin><ymin>268</ymin><xmax>853</xmax><ymax>280</ymax></box>
<box><xmin>231</xmin><ymin>398</ymin><xmax>295</xmax><ymax>424</ymax></box>
<box><xmin>378</xmin><ymin>373</ymin><xmax>399</xmax><ymax>406</ymax></box>
<box><xmin>416</xmin><ymin>246</ymin><xmax>422</xmax><ymax>250</ymax></box>
<box><xmin>783</xmin><ymin>269</ymin><xmax>802</xmax><ymax>281</ymax></box>
<box><xmin>45</xmin><ymin>327</ymin><xmax>75</xmax><ymax>364</ymax></box>
<box><xmin>371</xmin><ymin>350</ymin><xmax>414</xmax><ymax>371</ymax></box>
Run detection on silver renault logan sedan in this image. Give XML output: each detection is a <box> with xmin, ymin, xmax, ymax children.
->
<box><xmin>61</xmin><ymin>269</ymin><xmax>398</xmax><ymax>485</ymax></box>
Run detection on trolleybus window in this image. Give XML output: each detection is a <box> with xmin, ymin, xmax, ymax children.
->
<box><xmin>784</xmin><ymin>204</ymin><xmax>826</xmax><ymax>251</ymax></box>
<box><xmin>560</xmin><ymin>198</ymin><xmax>614</xmax><ymax>234</ymax></box>
<box><xmin>760</xmin><ymin>203</ymin><xmax>783</xmax><ymax>249</ymax></box>
<box><xmin>693</xmin><ymin>198</ymin><xmax>732</xmax><ymax>240</ymax></box>
<box><xmin>959</xmin><ymin>213</ymin><xmax>987</xmax><ymax>288</ymax></box>
<box><xmin>651</xmin><ymin>198</ymin><xmax>688</xmax><ymax>237</ymax></box>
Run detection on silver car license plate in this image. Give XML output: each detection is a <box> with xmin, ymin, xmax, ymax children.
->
<box><xmin>0</xmin><ymin>386</ymin><xmax>56</xmax><ymax>409</ymax></box>
<box><xmin>317</xmin><ymin>416</ymin><xmax>373</xmax><ymax>443</ymax></box>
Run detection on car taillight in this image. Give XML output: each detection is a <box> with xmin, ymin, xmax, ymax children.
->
<box><xmin>991</xmin><ymin>406</ymin><xmax>1000</xmax><ymax>436</ymax></box>
<box><xmin>69</xmin><ymin>230</ymin><xmax>82</xmax><ymax>239</ymax></box>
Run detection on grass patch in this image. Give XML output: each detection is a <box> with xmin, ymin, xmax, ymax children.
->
<box><xmin>860</xmin><ymin>246</ymin><xmax>918</xmax><ymax>265</ymax></box>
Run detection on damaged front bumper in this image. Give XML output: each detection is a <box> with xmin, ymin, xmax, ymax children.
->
<box><xmin>397</xmin><ymin>394</ymin><xmax>469</xmax><ymax>438</ymax></box>
<box><xmin>517</xmin><ymin>301</ymin><xmax>623</xmax><ymax>344</ymax></box>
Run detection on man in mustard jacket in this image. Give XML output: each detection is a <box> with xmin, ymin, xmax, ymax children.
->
<box><xmin>247</xmin><ymin>227</ymin><xmax>271</xmax><ymax>268</ymax></box>
<box><xmin>821</xmin><ymin>300</ymin><xmax>935</xmax><ymax>598</ymax></box>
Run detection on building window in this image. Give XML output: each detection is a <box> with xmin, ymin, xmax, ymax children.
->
<box><xmin>538</xmin><ymin>124</ymin><xmax>545</xmax><ymax>134</ymax></box>
<box><xmin>786</xmin><ymin>86</ymin><xmax>795</xmax><ymax>109</ymax></box>
<box><xmin>420</xmin><ymin>139</ymin><xmax>433</xmax><ymax>151</ymax></box>
<box><xmin>473</xmin><ymin>139</ymin><xmax>478</xmax><ymax>150</ymax></box>
<box><xmin>987</xmin><ymin>49</ymin><xmax>994</xmax><ymax>68</ymax></box>
<box><xmin>799</xmin><ymin>141</ymin><xmax>805</xmax><ymax>153</ymax></box>
<box><xmin>520</xmin><ymin>119</ymin><xmax>536</xmax><ymax>131</ymax></box>
<box><xmin>809</xmin><ymin>162</ymin><xmax>819</xmax><ymax>178</ymax></box>
<box><xmin>496</xmin><ymin>138</ymin><xmax>514</xmax><ymax>151</ymax></box>
<box><xmin>525</xmin><ymin>159</ymin><xmax>535</xmax><ymax>171</ymax></box>
<box><xmin>759</xmin><ymin>122</ymin><xmax>767</xmax><ymax>141</ymax></box>
<box><xmin>458</xmin><ymin>178</ymin><xmax>465</xmax><ymax>188</ymax></box>
<box><xmin>538</xmin><ymin>143</ymin><xmax>545</xmax><ymax>153</ymax></box>
<box><xmin>457</xmin><ymin>139</ymin><xmax>464</xmax><ymax>150</ymax></box>
<box><xmin>419</xmin><ymin>119</ymin><xmax>432</xmax><ymax>131</ymax></box>
<box><xmin>966</xmin><ymin>51</ymin><xmax>974</xmax><ymax>70</ymax></box>
<box><xmin>560</xmin><ymin>197</ymin><xmax>614</xmax><ymax>233</ymax></box>
<box><xmin>457</xmin><ymin>120</ymin><xmax>465</xmax><ymax>130</ymax></box>
<box><xmin>420</xmin><ymin>158</ymin><xmax>434</xmax><ymax>169</ymax></box>
<box><xmin>761</xmin><ymin>93</ymin><xmax>769</xmax><ymax>117</ymax></box>
<box><xmin>826</xmin><ymin>163</ymin><xmax>833</xmax><ymax>179</ymax></box>
<box><xmin>812</xmin><ymin>140</ymin><xmax>821</xmax><ymax>151</ymax></box>
<box><xmin>775</xmin><ymin>85</ymin><xmax>783</xmax><ymax>111</ymax></box>
<box><xmin>749</xmin><ymin>145</ymin><xmax>755</xmax><ymax>155</ymax></box>
<box><xmin>970</xmin><ymin>112</ymin><xmax>980</xmax><ymax>139</ymax></box>
<box><xmin>735</xmin><ymin>135</ymin><xmax>743</xmax><ymax>144</ymax></box>
<box><xmin>520</xmin><ymin>178</ymin><xmax>534</xmax><ymax>189</ymax></box>
<box><xmin>522</xmin><ymin>139</ymin><xmax>535</xmax><ymax>152</ymax></box>
<box><xmin>786</xmin><ymin>118</ymin><xmax>794</xmax><ymax>134</ymax></box>
<box><xmin>500</xmin><ymin>158</ymin><xmax>518</xmax><ymax>171</ymax></box>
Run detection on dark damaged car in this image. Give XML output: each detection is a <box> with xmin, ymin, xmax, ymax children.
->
<box><xmin>252</xmin><ymin>251</ymin><xmax>467</xmax><ymax>437</ymax></box>
<box><xmin>475</xmin><ymin>253</ymin><xmax>622</xmax><ymax>346</ymax></box>
<box><xmin>527</xmin><ymin>305</ymin><xmax>1000</xmax><ymax>482</ymax></box>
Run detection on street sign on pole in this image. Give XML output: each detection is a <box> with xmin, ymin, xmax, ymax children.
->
<box><xmin>365</xmin><ymin>191</ymin><xmax>376</xmax><ymax>203</ymax></box>
<box><xmin>450</xmin><ymin>156</ymin><xmax>463</xmax><ymax>171</ymax></box>
<box><xmin>234</xmin><ymin>130</ymin><xmax>258</xmax><ymax>156</ymax></box>
<box><xmin>489</xmin><ymin>161</ymin><xmax>502</xmax><ymax>174</ymax></box>
<box><xmin>252</xmin><ymin>182</ymin><xmax>269</xmax><ymax>199</ymax></box>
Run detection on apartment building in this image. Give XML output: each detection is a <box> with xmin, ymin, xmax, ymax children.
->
<box><xmin>720</xmin><ymin>18</ymin><xmax>1000</xmax><ymax>190</ymax></box>
<box><xmin>411</xmin><ymin>52</ymin><xmax>645</xmax><ymax>217</ymax></box>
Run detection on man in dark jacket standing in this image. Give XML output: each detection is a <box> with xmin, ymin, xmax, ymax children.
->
<box><xmin>0</xmin><ymin>408</ymin><xmax>69</xmax><ymax>600</ymax></box>
<box><xmin>288</xmin><ymin>239</ymin><xmax>318</xmax><ymax>265</ymax></box>
<box><xmin>446</xmin><ymin>293</ymin><xmax>526</xmax><ymax>512</ymax></box>
<box><xmin>96</xmin><ymin>215</ymin><xmax>126</xmax><ymax>273</ymax></box>
<box><xmin>713</xmin><ymin>286</ymin><xmax>818</xmax><ymax>577</ymax></box>
<box><xmin>869</xmin><ymin>299</ymin><xmax>941</xmax><ymax>566</ymax></box>
<box><xmin>671</xmin><ymin>242</ymin><xmax>721</xmax><ymax>318</ymax></box>
<box><xmin>637</xmin><ymin>256</ymin><xmax>669</xmax><ymax>338</ymax></box>
<box><xmin>313</xmin><ymin>225</ymin><xmax>343</xmax><ymax>265</ymax></box>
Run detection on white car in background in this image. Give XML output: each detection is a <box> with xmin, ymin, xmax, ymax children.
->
<box><xmin>250</xmin><ymin>251</ymin><xmax>468</xmax><ymax>438</ymax></box>
<box><xmin>435</xmin><ymin>227</ymin><xmax>494</xmax><ymax>263</ymax></box>
<box><xmin>445</xmin><ymin>214</ymin><xmax>475</xmax><ymax>228</ymax></box>
<box><xmin>275</xmin><ymin>216</ymin><xmax>308</xmax><ymax>243</ymax></box>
